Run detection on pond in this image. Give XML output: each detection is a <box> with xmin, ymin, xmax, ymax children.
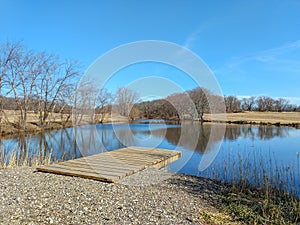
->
<box><xmin>1</xmin><ymin>121</ymin><xmax>299</xmax><ymax>194</ymax></box>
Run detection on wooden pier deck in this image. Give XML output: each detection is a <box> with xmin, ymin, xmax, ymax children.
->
<box><xmin>36</xmin><ymin>146</ymin><xmax>181</xmax><ymax>183</ymax></box>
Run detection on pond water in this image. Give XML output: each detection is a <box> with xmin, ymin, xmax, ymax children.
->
<box><xmin>1</xmin><ymin>121</ymin><xmax>299</xmax><ymax>194</ymax></box>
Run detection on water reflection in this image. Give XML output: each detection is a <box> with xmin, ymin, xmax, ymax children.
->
<box><xmin>150</xmin><ymin>123</ymin><xmax>292</xmax><ymax>153</ymax></box>
<box><xmin>157</xmin><ymin>122</ymin><xmax>224</xmax><ymax>153</ymax></box>
<box><xmin>224</xmin><ymin>124</ymin><xmax>290</xmax><ymax>140</ymax></box>
<box><xmin>0</xmin><ymin>123</ymin><xmax>296</xmax><ymax>166</ymax></box>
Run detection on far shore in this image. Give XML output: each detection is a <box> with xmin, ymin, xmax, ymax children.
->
<box><xmin>0</xmin><ymin>111</ymin><xmax>299</xmax><ymax>139</ymax></box>
<box><xmin>203</xmin><ymin>111</ymin><xmax>300</xmax><ymax>127</ymax></box>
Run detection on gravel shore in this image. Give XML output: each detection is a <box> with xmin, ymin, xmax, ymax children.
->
<box><xmin>0</xmin><ymin>167</ymin><xmax>231</xmax><ymax>224</ymax></box>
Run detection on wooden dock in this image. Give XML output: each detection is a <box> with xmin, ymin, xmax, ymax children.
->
<box><xmin>36</xmin><ymin>146</ymin><xmax>181</xmax><ymax>183</ymax></box>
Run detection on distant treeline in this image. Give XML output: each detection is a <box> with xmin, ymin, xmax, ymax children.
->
<box><xmin>131</xmin><ymin>87</ymin><xmax>223</xmax><ymax>120</ymax></box>
<box><xmin>224</xmin><ymin>95</ymin><xmax>299</xmax><ymax>113</ymax></box>
<box><xmin>131</xmin><ymin>89</ymin><xmax>300</xmax><ymax>120</ymax></box>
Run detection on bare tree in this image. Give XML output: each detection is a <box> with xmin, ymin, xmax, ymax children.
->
<box><xmin>165</xmin><ymin>94</ymin><xmax>182</xmax><ymax>118</ymax></box>
<box><xmin>166</xmin><ymin>93</ymin><xmax>195</xmax><ymax>120</ymax></box>
<box><xmin>73</xmin><ymin>80</ymin><xmax>98</xmax><ymax>125</ymax></box>
<box><xmin>55</xmin><ymin>84</ymin><xmax>75</xmax><ymax>126</ymax></box>
<box><xmin>95</xmin><ymin>88</ymin><xmax>113</xmax><ymax>123</ymax></box>
<box><xmin>241</xmin><ymin>96</ymin><xmax>256</xmax><ymax>111</ymax></box>
<box><xmin>141</xmin><ymin>101</ymin><xmax>151</xmax><ymax>118</ymax></box>
<box><xmin>129</xmin><ymin>105</ymin><xmax>140</xmax><ymax>120</ymax></box>
<box><xmin>189</xmin><ymin>87</ymin><xmax>210</xmax><ymax>121</ymax></box>
<box><xmin>274</xmin><ymin>98</ymin><xmax>290</xmax><ymax>112</ymax></box>
<box><xmin>0</xmin><ymin>41</ymin><xmax>23</xmax><ymax>96</ymax></box>
<box><xmin>256</xmin><ymin>96</ymin><xmax>274</xmax><ymax>112</ymax></box>
<box><xmin>115</xmin><ymin>87</ymin><xmax>139</xmax><ymax>117</ymax></box>
<box><xmin>159</xmin><ymin>99</ymin><xmax>178</xmax><ymax>119</ymax></box>
<box><xmin>0</xmin><ymin>41</ymin><xmax>80</xmax><ymax>130</ymax></box>
<box><xmin>34</xmin><ymin>55</ymin><xmax>79</xmax><ymax>128</ymax></box>
<box><xmin>0</xmin><ymin>41</ymin><xmax>24</xmax><ymax>124</ymax></box>
<box><xmin>224</xmin><ymin>96</ymin><xmax>241</xmax><ymax>112</ymax></box>
<box><xmin>3</xmin><ymin>44</ymin><xmax>40</xmax><ymax>129</ymax></box>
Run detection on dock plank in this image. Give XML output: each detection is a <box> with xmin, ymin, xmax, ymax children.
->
<box><xmin>59</xmin><ymin>160</ymin><xmax>139</xmax><ymax>171</ymax></box>
<box><xmin>36</xmin><ymin>146</ymin><xmax>181</xmax><ymax>183</ymax></box>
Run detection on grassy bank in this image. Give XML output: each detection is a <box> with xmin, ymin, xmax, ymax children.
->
<box><xmin>204</xmin><ymin>111</ymin><xmax>300</xmax><ymax>127</ymax></box>
<box><xmin>201</xmin><ymin>148</ymin><xmax>300</xmax><ymax>224</ymax></box>
<box><xmin>0</xmin><ymin>110</ymin><xmax>128</xmax><ymax>139</ymax></box>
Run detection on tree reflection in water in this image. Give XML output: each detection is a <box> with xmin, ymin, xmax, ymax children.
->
<box><xmin>0</xmin><ymin>122</ymin><xmax>295</xmax><ymax>166</ymax></box>
<box><xmin>151</xmin><ymin>123</ymin><xmax>291</xmax><ymax>153</ymax></box>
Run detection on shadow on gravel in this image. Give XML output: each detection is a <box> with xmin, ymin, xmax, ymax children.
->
<box><xmin>166</xmin><ymin>175</ymin><xmax>227</xmax><ymax>201</ymax></box>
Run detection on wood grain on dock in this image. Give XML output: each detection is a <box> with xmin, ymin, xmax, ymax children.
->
<box><xmin>36</xmin><ymin>146</ymin><xmax>181</xmax><ymax>183</ymax></box>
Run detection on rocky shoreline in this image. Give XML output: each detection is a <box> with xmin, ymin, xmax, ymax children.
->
<box><xmin>0</xmin><ymin>167</ymin><xmax>238</xmax><ymax>225</ymax></box>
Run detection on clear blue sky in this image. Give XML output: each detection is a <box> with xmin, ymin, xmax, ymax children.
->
<box><xmin>1</xmin><ymin>0</ymin><xmax>300</xmax><ymax>104</ymax></box>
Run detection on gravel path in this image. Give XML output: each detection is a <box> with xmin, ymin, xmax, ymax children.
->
<box><xmin>0</xmin><ymin>167</ymin><xmax>228</xmax><ymax>224</ymax></box>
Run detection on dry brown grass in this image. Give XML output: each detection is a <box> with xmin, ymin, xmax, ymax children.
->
<box><xmin>199</xmin><ymin>210</ymin><xmax>242</xmax><ymax>225</ymax></box>
<box><xmin>0</xmin><ymin>110</ymin><xmax>71</xmax><ymax>138</ymax></box>
<box><xmin>2</xmin><ymin>110</ymin><xmax>128</xmax><ymax>123</ymax></box>
<box><xmin>0</xmin><ymin>110</ymin><xmax>128</xmax><ymax>138</ymax></box>
<box><xmin>0</xmin><ymin>147</ymin><xmax>52</xmax><ymax>169</ymax></box>
<box><xmin>1</xmin><ymin>110</ymin><xmax>71</xmax><ymax>124</ymax></box>
<box><xmin>204</xmin><ymin>111</ymin><xmax>300</xmax><ymax>125</ymax></box>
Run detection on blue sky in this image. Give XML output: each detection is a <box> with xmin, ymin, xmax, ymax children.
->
<box><xmin>1</xmin><ymin>0</ymin><xmax>300</xmax><ymax>104</ymax></box>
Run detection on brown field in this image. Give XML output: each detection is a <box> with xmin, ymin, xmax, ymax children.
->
<box><xmin>204</xmin><ymin>111</ymin><xmax>300</xmax><ymax>126</ymax></box>
<box><xmin>1</xmin><ymin>110</ymin><xmax>128</xmax><ymax>124</ymax></box>
<box><xmin>0</xmin><ymin>110</ymin><xmax>128</xmax><ymax>138</ymax></box>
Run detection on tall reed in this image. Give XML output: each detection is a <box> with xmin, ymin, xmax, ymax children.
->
<box><xmin>201</xmin><ymin>148</ymin><xmax>300</xmax><ymax>224</ymax></box>
<box><xmin>0</xmin><ymin>144</ymin><xmax>53</xmax><ymax>168</ymax></box>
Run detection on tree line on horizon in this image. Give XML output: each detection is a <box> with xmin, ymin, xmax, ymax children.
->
<box><xmin>130</xmin><ymin>90</ymin><xmax>300</xmax><ymax>121</ymax></box>
<box><xmin>224</xmin><ymin>95</ymin><xmax>298</xmax><ymax>113</ymax></box>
